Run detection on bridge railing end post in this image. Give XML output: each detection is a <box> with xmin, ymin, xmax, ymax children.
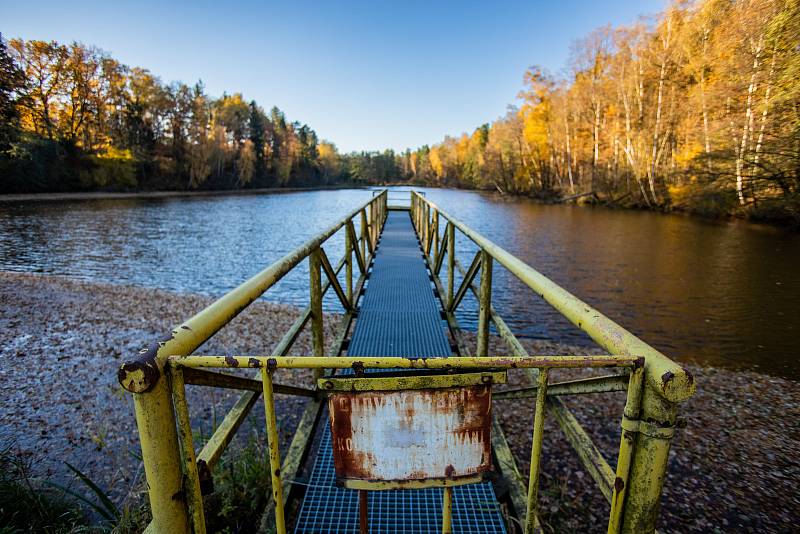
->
<box><xmin>132</xmin><ymin>365</ymin><xmax>192</xmax><ymax>533</ymax></box>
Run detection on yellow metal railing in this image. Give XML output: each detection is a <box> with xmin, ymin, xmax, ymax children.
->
<box><xmin>168</xmin><ymin>354</ymin><xmax>642</xmax><ymax>534</ymax></box>
<box><xmin>118</xmin><ymin>189</ymin><xmax>694</xmax><ymax>534</ymax></box>
<box><xmin>118</xmin><ymin>191</ymin><xmax>388</xmax><ymax>533</ymax></box>
<box><xmin>410</xmin><ymin>191</ymin><xmax>695</xmax><ymax>533</ymax></box>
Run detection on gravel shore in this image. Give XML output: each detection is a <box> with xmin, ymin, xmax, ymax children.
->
<box><xmin>0</xmin><ymin>271</ymin><xmax>339</xmax><ymax>506</ymax></box>
<box><xmin>1</xmin><ymin>272</ymin><xmax>798</xmax><ymax>532</ymax></box>
<box><xmin>481</xmin><ymin>335</ymin><xmax>800</xmax><ymax>532</ymax></box>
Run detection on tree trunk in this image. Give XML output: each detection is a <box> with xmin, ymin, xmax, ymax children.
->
<box><xmin>591</xmin><ymin>90</ymin><xmax>601</xmax><ymax>193</ymax></box>
<box><xmin>735</xmin><ymin>35</ymin><xmax>763</xmax><ymax>206</ymax></box>
<box><xmin>752</xmin><ymin>42</ymin><xmax>777</xmax><ymax>180</ymax></box>
<box><xmin>565</xmin><ymin>106</ymin><xmax>575</xmax><ymax>194</ymax></box>
<box><xmin>700</xmin><ymin>26</ymin><xmax>712</xmax><ymax>173</ymax></box>
<box><xmin>649</xmin><ymin>14</ymin><xmax>672</xmax><ymax>205</ymax></box>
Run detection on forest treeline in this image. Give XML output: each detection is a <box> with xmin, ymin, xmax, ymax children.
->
<box><xmin>0</xmin><ymin>35</ymin><xmax>349</xmax><ymax>192</ymax></box>
<box><xmin>396</xmin><ymin>0</ymin><xmax>799</xmax><ymax>221</ymax></box>
<box><xmin>1</xmin><ymin>0</ymin><xmax>798</xmax><ymax>222</ymax></box>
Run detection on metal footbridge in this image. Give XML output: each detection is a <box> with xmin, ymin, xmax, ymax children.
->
<box><xmin>118</xmin><ymin>189</ymin><xmax>695</xmax><ymax>533</ymax></box>
<box><xmin>293</xmin><ymin>211</ymin><xmax>506</xmax><ymax>533</ymax></box>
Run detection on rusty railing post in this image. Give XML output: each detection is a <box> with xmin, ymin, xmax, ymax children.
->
<box><xmin>476</xmin><ymin>250</ymin><xmax>492</xmax><ymax>357</ymax></box>
<box><xmin>309</xmin><ymin>248</ymin><xmax>324</xmax><ymax>379</ymax></box>
<box><xmin>377</xmin><ymin>194</ymin><xmax>383</xmax><ymax>236</ymax></box>
<box><xmin>412</xmin><ymin>193</ymin><xmax>417</xmax><ymax>230</ymax></box>
<box><xmin>447</xmin><ymin>222</ymin><xmax>455</xmax><ymax>309</ymax></box>
<box><xmin>418</xmin><ymin>195</ymin><xmax>423</xmax><ymax>234</ymax></box>
<box><xmin>360</xmin><ymin>209</ymin><xmax>368</xmax><ymax>261</ymax></box>
<box><xmin>261</xmin><ymin>366</ymin><xmax>286</xmax><ymax>534</ymax></box>
<box><xmin>442</xmin><ymin>486</ymin><xmax>453</xmax><ymax>533</ymax></box>
<box><xmin>608</xmin><ymin>363</ymin><xmax>645</xmax><ymax>533</ymax></box>
<box><xmin>369</xmin><ymin>201</ymin><xmax>378</xmax><ymax>251</ymax></box>
<box><xmin>359</xmin><ymin>490</ymin><xmax>369</xmax><ymax>534</ymax></box>
<box><xmin>345</xmin><ymin>220</ymin><xmax>353</xmax><ymax>307</ymax></box>
<box><xmin>131</xmin><ymin>367</ymin><xmax>191</xmax><ymax>532</ymax></box>
<box><xmin>424</xmin><ymin>202</ymin><xmax>430</xmax><ymax>254</ymax></box>
<box><xmin>619</xmin><ymin>383</ymin><xmax>679</xmax><ymax>532</ymax></box>
<box><xmin>171</xmin><ymin>366</ymin><xmax>206</xmax><ymax>533</ymax></box>
<box><xmin>525</xmin><ymin>368</ymin><xmax>549</xmax><ymax>533</ymax></box>
<box><xmin>432</xmin><ymin>209</ymin><xmax>439</xmax><ymax>264</ymax></box>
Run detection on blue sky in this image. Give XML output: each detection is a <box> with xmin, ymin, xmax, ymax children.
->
<box><xmin>2</xmin><ymin>0</ymin><xmax>665</xmax><ymax>152</ymax></box>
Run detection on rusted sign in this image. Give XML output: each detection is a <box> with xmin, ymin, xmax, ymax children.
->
<box><xmin>328</xmin><ymin>385</ymin><xmax>493</xmax><ymax>487</ymax></box>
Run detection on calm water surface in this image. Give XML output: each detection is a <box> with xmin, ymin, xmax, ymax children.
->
<box><xmin>1</xmin><ymin>187</ymin><xmax>798</xmax><ymax>378</ymax></box>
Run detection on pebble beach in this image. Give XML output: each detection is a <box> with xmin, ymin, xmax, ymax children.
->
<box><xmin>1</xmin><ymin>271</ymin><xmax>798</xmax><ymax>532</ymax></box>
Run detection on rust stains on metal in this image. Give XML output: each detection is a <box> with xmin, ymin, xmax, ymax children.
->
<box><xmin>118</xmin><ymin>341</ymin><xmax>162</xmax><ymax>393</ymax></box>
<box><xmin>661</xmin><ymin>371</ymin><xmax>675</xmax><ymax>391</ymax></box>
<box><xmin>117</xmin><ymin>331</ymin><xmax>181</xmax><ymax>393</ymax></box>
<box><xmin>267</xmin><ymin>358</ymin><xmax>278</xmax><ymax>372</ymax></box>
<box><xmin>614</xmin><ymin>476</ymin><xmax>625</xmax><ymax>493</ymax></box>
<box><xmin>485</xmin><ymin>357</ymin><xmax>518</xmax><ymax>368</ymax></box>
<box><xmin>224</xmin><ymin>356</ymin><xmax>239</xmax><ymax>368</ymax></box>
<box><xmin>197</xmin><ymin>459</ymin><xmax>214</xmax><ymax>495</ymax></box>
<box><xmin>328</xmin><ymin>385</ymin><xmax>493</xmax><ymax>484</ymax></box>
<box><xmin>247</xmin><ymin>358</ymin><xmax>262</xmax><ymax>368</ymax></box>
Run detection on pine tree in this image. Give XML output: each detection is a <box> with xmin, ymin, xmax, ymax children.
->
<box><xmin>248</xmin><ymin>100</ymin><xmax>267</xmax><ymax>185</ymax></box>
<box><xmin>0</xmin><ymin>34</ymin><xmax>25</xmax><ymax>151</ymax></box>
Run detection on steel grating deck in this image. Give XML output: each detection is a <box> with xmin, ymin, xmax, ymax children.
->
<box><xmin>294</xmin><ymin>211</ymin><xmax>507</xmax><ymax>533</ymax></box>
<box><xmin>294</xmin><ymin>426</ymin><xmax>507</xmax><ymax>533</ymax></box>
<box><xmin>347</xmin><ymin>211</ymin><xmax>451</xmax><ymax>357</ymax></box>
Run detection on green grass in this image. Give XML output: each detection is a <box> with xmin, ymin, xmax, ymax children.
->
<box><xmin>0</xmin><ymin>444</ymin><xmax>94</xmax><ymax>533</ymax></box>
<box><xmin>0</xmin><ymin>442</ymin><xmax>152</xmax><ymax>534</ymax></box>
<box><xmin>0</xmin><ymin>424</ymin><xmax>273</xmax><ymax>534</ymax></box>
<box><xmin>202</xmin><ymin>429</ymin><xmax>273</xmax><ymax>534</ymax></box>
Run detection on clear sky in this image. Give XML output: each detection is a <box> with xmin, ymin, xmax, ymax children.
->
<box><xmin>2</xmin><ymin>0</ymin><xmax>665</xmax><ymax>153</ymax></box>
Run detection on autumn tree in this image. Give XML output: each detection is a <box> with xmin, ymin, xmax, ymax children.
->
<box><xmin>411</xmin><ymin>0</ymin><xmax>798</xmax><ymax>221</ymax></box>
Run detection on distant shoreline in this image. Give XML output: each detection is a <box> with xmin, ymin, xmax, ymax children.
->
<box><xmin>0</xmin><ymin>184</ymin><xmax>371</xmax><ymax>203</ymax></box>
<box><xmin>3</xmin><ymin>183</ymin><xmax>796</xmax><ymax>231</ymax></box>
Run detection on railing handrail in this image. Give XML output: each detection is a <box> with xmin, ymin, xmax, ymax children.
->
<box><xmin>411</xmin><ymin>189</ymin><xmax>694</xmax><ymax>532</ymax></box>
<box><xmin>118</xmin><ymin>190</ymin><xmax>388</xmax><ymax>534</ymax></box>
<box><xmin>169</xmin><ymin>354</ymin><xmax>644</xmax><ymax>370</ymax></box>
<box><xmin>411</xmin><ymin>191</ymin><xmax>694</xmax><ymax>404</ymax></box>
<box><xmin>120</xmin><ymin>189</ymin><xmax>692</xmax><ymax>534</ymax></box>
<box><xmin>118</xmin><ymin>191</ymin><xmax>387</xmax><ymax>394</ymax></box>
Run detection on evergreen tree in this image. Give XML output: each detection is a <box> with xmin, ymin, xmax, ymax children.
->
<box><xmin>248</xmin><ymin>100</ymin><xmax>267</xmax><ymax>185</ymax></box>
<box><xmin>0</xmin><ymin>34</ymin><xmax>25</xmax><ymax>151</ymax></box>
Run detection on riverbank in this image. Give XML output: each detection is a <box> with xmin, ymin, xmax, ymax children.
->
<box><xmin>483</xmin><ymin>335</ymin><xmax>800</xmax><ymax>532</ymax></box>
<box><xmin>1</xmin><ymin>272</ymin><xmax>798</xmax><ymax>532</ymax></box>
<box><xmin>0</xmin><ymin>271</ymin><xmax>342</xmax><ymax>506</ymax></box>
<box><xmin>4</xmin><ymin>182</ymin><xmax>797</xmax><ymax>230</ymax></box>
<box><xmin>0</xmin><ymin>183</ymin><xmax>367</xmax><ymax>203</ymax></box>
<box><xmin>447</xmin><ymin>185</ymin><xmax>800</xmax><ymax>229</ymax></box>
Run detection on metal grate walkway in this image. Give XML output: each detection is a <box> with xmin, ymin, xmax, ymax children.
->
<box><xmin>294</xmin><ymin>211</ymin><xmax>507</xmax><ymax>533</ymax></box>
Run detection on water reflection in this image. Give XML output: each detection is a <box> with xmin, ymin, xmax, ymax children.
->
<box><xmin>1</xmin><ymin>187</ymin><xmax>798</xmax><ymax>378</ymax></box>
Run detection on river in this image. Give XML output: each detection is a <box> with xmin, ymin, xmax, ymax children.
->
<box><xmin>1</xmin><ymin>187</ymin><xmax>797</xmax><ymax>378</ymax></box>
